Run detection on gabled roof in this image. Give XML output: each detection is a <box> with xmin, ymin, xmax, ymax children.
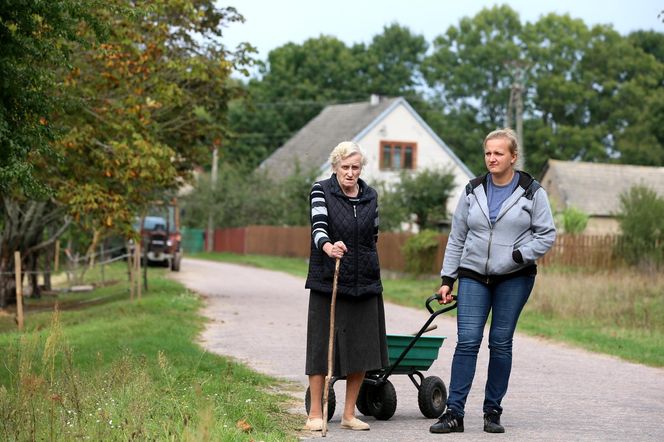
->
<box><xmin>259</xmin><ymin>97</ymin><xmax>400</xmax><ymax>180</ymax></box>
<box><xmin>543</xmin><ymin>159</ymin><xmax>664</xmax><ymax>216</ymax></box>
<box><xmin>259</xmin><ymin>96</ymin><xmax>473</xmax><ymax>180</ymax></box>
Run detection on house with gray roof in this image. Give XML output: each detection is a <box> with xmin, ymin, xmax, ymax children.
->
<box><xmin>259</xmin><ymin>95</ymin><xmax>474</xmax><ymax>218</ymax></box>
<box><xmin>541</xmin><ymin>159</ymin><xmax>664</xmax><ymax>234</ymax></box>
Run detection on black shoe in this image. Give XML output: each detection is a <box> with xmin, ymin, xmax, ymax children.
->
<box><xmin>483</xmin><ymin>410</ymin><xmax>505</xmax><ymax>433</ymax></box>
<box><xmin>430</xmin><ymin>410</ymin><xmax>464</xmax><ymax>433</ymax></box>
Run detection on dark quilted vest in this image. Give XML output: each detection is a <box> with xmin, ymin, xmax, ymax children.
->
<box><xmin>305</xmin><ymin>175</ymin><xmax>382</xmax><ymax>298</ymax></box>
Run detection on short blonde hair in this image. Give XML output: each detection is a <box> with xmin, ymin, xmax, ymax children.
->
<box><xmin>484</xmin><ymin>128</ymin><xmax>519</xmax><ymax>156</ymax></box>
<box><xmin>329</xmin><ymin>141</ymin><xmax>367</xmax><ymax>170</ymax></box>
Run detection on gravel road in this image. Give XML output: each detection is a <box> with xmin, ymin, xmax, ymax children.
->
<box><xmin>171</xmin><ymin>258</ymin><xmax>664</xmax><ymax>441</ymax></box>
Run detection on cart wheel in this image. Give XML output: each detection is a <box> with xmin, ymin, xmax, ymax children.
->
<box><xmin>365</xmin><ymin>380</ymin><xmax>397</xmax><ymax>420</ymax></box>
<box><xmin>356</xmin><ymin>383</ymin><xmax>371</xmax><ymax>416</ymax></box>
<box><xmin>418</xmin><ymin>376</ymin><xmax>447</xmax><ymax>418</ymax></box>
<box><xmin>304</xmin><ymin>385</ymin><xmax>336</xmax><ymax>421</ymax></box>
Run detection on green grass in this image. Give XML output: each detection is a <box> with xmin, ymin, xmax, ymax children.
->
<box><xmin>517</xmin><ymin>311</ymin><xmax>664</xmax><ymax>366</ymax></box>
<box><xmin>189</xmin><ymin>252</ymin><xmax>664</xmax><ymax>367</ymax></box>
<box><xmin>0</xmin><ymin>264</ymin><xmax>301</xmax><ymax>441</ymax></box>
<box><xmin>190</xmin><ymin>252</ymin><xmax>309</xmax><ymax>278</ymax></box>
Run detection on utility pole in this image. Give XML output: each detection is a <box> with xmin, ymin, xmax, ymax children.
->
<box><xmin>206</xmin><ymin>142</ymin><xmax>219</xmax><ymax>252</ymax></box>
<box><xmin>505</xmin><ymin>62</ymin><xmax>526</xmax><ymax>170</ymax></box>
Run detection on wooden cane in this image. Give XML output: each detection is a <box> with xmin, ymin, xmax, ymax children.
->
<box><xmin>322</xmin><ymin>257</ymin><xmax>340</xmax><ymax>437</ymax></box>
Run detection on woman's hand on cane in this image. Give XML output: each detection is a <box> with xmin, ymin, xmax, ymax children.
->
<box><xmin>323</xmin><ymin>241</ymin><xmax>347</xmax><ymax>259</ymax></box>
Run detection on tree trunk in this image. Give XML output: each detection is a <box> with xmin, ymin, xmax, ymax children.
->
<box><xmin>0</xmin><ymin>254</ymin><xmax>17</xmax><ymax>308</ymax></box>
<box><xmin>43</xmin><ymin>246</ymin><xmax>52</xmax><ymax>292</ymax></box>
<box><xmin>0</xmin><ymin>197</ymin><xmax>69</xmax><ymax>307</ymax></box>
<box><xmin>28</xmin><ymin>252</ymin><xmax>40</xmax><ymax>298</ymax></box>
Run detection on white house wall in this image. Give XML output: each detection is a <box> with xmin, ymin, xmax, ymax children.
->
<box><xmin>316</xmin><ymin>102</ymin><xmax>472</xmax><ymax>218</ymax></box>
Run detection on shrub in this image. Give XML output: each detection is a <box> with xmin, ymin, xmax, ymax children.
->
<box><xmin>616</xmin><ymin>185</ymin><xmax>664</xmax><ymax>268</ymax></box>
<box><xmin>402</xmin><ymin>230</ymin><xmax>441</xmax><ymax>275</ymax></box>
<box><xmin>374</xmin><ymin>181</ymin><xmax>408</xmax><ymax>232</ymax></box>
<box><xmin>397</xmin><ymin>168</ymin><xmax>456</xmax><ymax>230</ymax></box>
<box><xmin>561</xmin><ymin>207</ymin><xmax>589</xmax><ymax>234</ymax></box>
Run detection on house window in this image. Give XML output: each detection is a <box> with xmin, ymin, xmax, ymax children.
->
<box><xmin>380</xmin><ymin>141</ymin><xmax>417</xmax><ymax>170</ymax></box>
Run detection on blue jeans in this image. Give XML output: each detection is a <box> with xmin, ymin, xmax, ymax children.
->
<box><xmin>446</xmin><ymin>275</ymin><xmax>535</xmax><ymax>416</ymax></box>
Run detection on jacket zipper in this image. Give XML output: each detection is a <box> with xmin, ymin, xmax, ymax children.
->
<box><xmin>485</xmin><ymin>227</ymin><xmax>493</xmax><ymax>283</ymax></box>
<box><xmin>353</xmin><ymin>204</ymin><xmax>358</xmax><ymax>296</ymax></box>
<box><xmin>484</xmin><ymin>188</ymin><xmax>524</xmax><ymax>282</ymax></box>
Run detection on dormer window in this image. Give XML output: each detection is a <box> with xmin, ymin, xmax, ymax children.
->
<box><xmin>380</xmin><ymin>141</ymin><xmax>417</xmax><ymax>170</ymax></box>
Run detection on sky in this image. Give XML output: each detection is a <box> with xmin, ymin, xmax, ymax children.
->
<box><xmin>222</xmin><ymin>0</ymin><xmax>663</xmax><ymax>63</ymax></box>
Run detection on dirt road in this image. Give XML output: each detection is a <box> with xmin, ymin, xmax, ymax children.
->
<box><xmin>172</xmin><ymin>258</ymin><xmax>664</xmax><ymax>441</ymax></box>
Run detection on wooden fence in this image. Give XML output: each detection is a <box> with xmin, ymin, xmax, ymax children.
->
<box><xmin>539</xmin><ymin>234</ymin><xmax>624</xmax><ymax>269</ymax></box>
<box><xmin>208</xmin><ymin>226</ymin><xmax>625</xmax><ymax>272</ymax></box>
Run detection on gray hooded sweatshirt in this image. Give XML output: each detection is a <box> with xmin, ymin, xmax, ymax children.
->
<box><xmin>441</xmin><ymin>172</ymin><xmax>556</xmax><ymax>287</ymax></box>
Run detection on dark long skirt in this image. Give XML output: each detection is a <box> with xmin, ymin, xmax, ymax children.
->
<box><xmin>305</xmin><ymin>289</ymin><xmax>389</xmax><ymax>377</ymax></box>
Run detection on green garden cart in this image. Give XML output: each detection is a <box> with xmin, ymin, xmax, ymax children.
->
<box><xmin>305</xmin><ymin>294</ymin><xmax>457</xmax><ymax>421</ymax></box>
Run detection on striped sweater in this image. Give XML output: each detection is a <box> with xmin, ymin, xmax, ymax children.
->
<box><xmin>310</xmin><ymin>182</ymin><xmax>379</xmax><ymax>250</ymax></box>
<box><xmin>305</xmin><ymin>174</ymin><xmax>383</xmax><ymax>298</ymax></box>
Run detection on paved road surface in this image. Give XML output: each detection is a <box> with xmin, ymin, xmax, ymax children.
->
<box><xmin>172</xmin><ymin>258</ymin><xmax>664</xmax><ymax>441</ymax></box>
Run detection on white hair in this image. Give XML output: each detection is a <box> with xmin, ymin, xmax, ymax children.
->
<box><xmin>328</xmin><ymin>141</ymin><xmax>367</xmax><ymax>170</ymax></box>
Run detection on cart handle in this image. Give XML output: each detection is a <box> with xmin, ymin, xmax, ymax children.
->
<box><xmin>426</xmin><ymin>293</ymin><xmax>458</xmax><ymax>314</ymax></box>
<box><xmin>379</xmin><ymin>294</ymin><xmax>457</xmax><ymax>382</ymax></box>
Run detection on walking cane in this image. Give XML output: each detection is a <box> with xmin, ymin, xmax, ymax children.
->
<box><xmin>322</xmin><ymin>257</ymin><xmax>340</xmax><ymax>437</ymax></box>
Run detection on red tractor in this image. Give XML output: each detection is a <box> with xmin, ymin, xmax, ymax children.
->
<box><xmin>133</xmin><ymin>200</ymin><xmax>182</xmax><ymax>271</ymax></box>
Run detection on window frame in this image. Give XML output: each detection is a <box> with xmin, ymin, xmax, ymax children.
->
<box><xmin>379</xmin><ymin>140</ymin><xmax>418</xmax><ymax>171</ymax></box>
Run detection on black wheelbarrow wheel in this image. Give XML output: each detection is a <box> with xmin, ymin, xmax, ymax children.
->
<box><xmin>304</xmin><ymin>385</ymin><xmax>336</xmax><ymax>421</ymax></box>
<box><xmin>418</xmin><ymin>376</ymin><xmax>447</xmax><ymax>418</ymax></box>
<box><xmin>365</xmin><ymin>380</ymin><xmax>397</xmax><ymax>420</ymax></box>
<box><xmin>356</xmin><ymin>383</ymin><xmax>371</xmax><ymax>416</ymax></box>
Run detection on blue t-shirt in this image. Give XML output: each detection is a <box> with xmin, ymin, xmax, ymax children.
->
<box><xmin>487</xmin><ymin>172</ymin><xmax>520</xmax><ymax>224</ymax></box>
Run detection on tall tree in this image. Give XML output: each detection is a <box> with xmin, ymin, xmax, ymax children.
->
<box><xmin>422</xmin><ymin>5</ymin><xmax>524</xmax><ymax>173</ymax></box>
<box><xmin>0</xmin><ymin>0</ymin><xmax>105</xmax><ymax>307</ymax></box>
<box><xmin>423</xmin><ymin>6</ymin><xmax>664</xmax><ymax>174</ymax></box>
<box><xmin>522</xmin><ymin>13</ymin><xmax>604</xmax><ymax>170</ymax></box>
<box><xmin>225</xmin><ymin>25</ymin><xmax>429</xmax><ymax>169</ymax></box>
<box><xmin>360</xmin><ymin>23</ymin><xmax>428</xmax><ymax>98</ymax></box>
<box><xmin>54</xmin><ymin>0</ymin><xmax>248</xmax><ymax>231</ymax></box>
<box><xmin>628</xmin><ymin>30</ymin><xmax>664</xmax><ymax>62</ymax></box>
<box><xmin>0</xmin><ymin>1</ymin><xmax>252</xmax><ymax>307</ymax></box>
<box><xmin>524</xmin><ymin>17</ymin><xmax>664</xmax><ymax>170</ymax></box>
<box><xmin>0</xmin><ymin>0</ymin><xmax>105</xmax><ymax>196</ymax></box>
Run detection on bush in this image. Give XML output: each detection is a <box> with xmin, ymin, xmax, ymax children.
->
<box><xmin>180</xmin><ymin>163</ymin><xmax>319</xmax><ymax>228</ymax></box>
<box><xmin>374</xmin><ymin>169</ymin><xmax>456</xmax><ymax>232</ymax></box>
<box><xmin>374</xmin><ymin>181</ymin><xmax>408</xmax><ymax>231</ymax></box>
<box><xmin>617</xmin><ymin>185</ymin><xmax>664</xmax><ymax>268</ymax></box>
<box><xmin>561</xmin><ymin>207</ymin><xmax>589</xmax><ymax>234</ymax></box>
<box><xmin>402</xmin><ymin>230</ymin><xmax>441</xmax><ymax>275</ymax></box>
<box><xmin>397</xmin><ymin>168</ymin><xmax>456</xmax><ymax>230</ymax></box>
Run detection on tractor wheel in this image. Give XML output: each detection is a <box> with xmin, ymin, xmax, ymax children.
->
<box><xmin>170</xmin><ymin>253</ymin><xmax>182</xmax><ymax>271</ymax></box>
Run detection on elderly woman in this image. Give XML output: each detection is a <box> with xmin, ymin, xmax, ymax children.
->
<box><xmin>304</xmin><ymin>141</ymin><xmax>389</xmax><ymax>432</ymax></box>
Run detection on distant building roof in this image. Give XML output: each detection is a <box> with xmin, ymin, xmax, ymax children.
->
<box><xmin>260</xmin><ymin>96</ymin><xmax>402</xmax><ymax>180</ymax></box>
<box><xmin>543</xmin><ymin>159</ymin><xmax>664</xmax><ymax>216</ymax></box>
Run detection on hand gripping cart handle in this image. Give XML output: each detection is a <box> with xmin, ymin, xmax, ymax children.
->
<box><xmin>381</xmin><ymin>294</ymin><xmax>458</xmax><ymax>380</ymax></box>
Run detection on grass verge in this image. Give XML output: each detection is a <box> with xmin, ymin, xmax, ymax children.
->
<box><xmin>189</xmin><ymin>252</ymin><xmax>664</xmax><ymax>367</ymax></box>
<box><xmin>0</xmin><ymin>264</ymin><xmax>301</xmax><ymax>441</ymax></box>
